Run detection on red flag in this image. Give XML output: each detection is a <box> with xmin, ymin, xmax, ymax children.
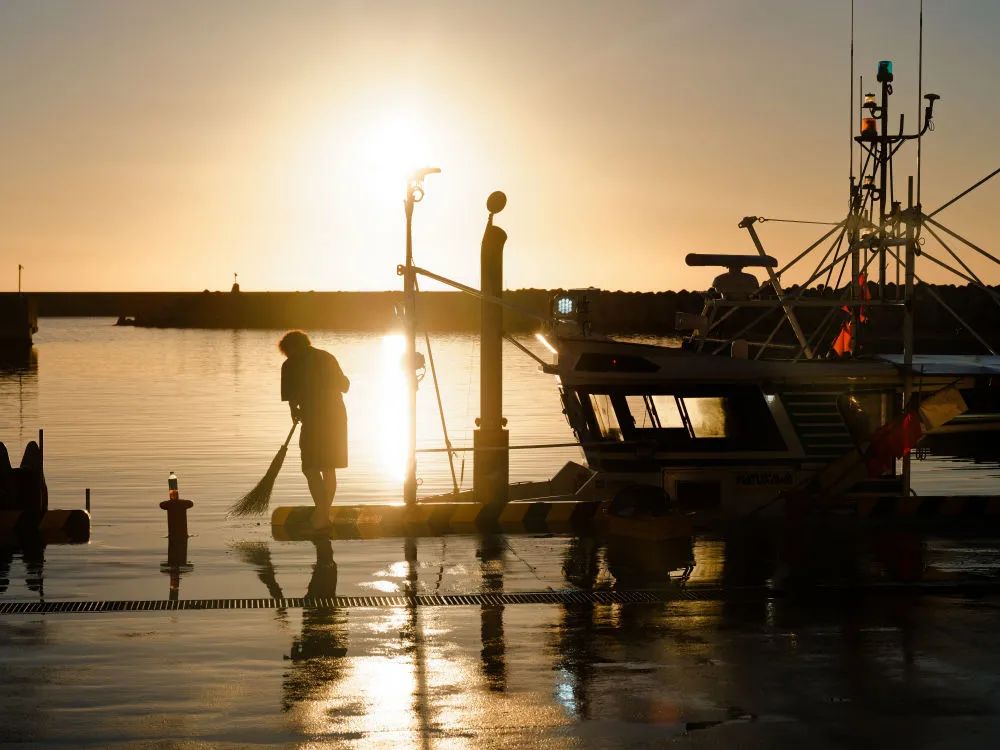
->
<box><xmin>857</xmin><ymin>272</ymin><xmax>870</xmax><ymax>323</ymax></box>
<box><xmin>832</xmin><ymin>320</ymin><xmax>853</xmax><ymax>356</ymax></box>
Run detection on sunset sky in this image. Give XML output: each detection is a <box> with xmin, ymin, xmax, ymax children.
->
<box><xmin>1</xmin><ymin>0</ymin><xmax>998</xmax><ymax>292</ymax></box>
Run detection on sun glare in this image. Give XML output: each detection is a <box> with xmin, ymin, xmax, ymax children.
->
<box><xmin>356</xmin><ymin>112</ymin><xmax>435</xmax><ymax>203</ymax></box>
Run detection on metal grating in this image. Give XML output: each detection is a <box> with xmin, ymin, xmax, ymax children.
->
<box><xmin>0</xmin><ymin>588</ymin><xmax>701</xmax><ymax>615</ymax></box>
<box><xmin>3</xmin><ymin>579</ymin><xmax>998</xmax><ymax>616</ymax></box>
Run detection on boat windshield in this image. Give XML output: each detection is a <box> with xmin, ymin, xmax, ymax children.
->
<box><xmin>589</xmin><ymin>394</ymin><xmax>623</xmax><ymax>440</ymax></box>
<box><xmin>625</xmin><ymin>395</ymin><xmax>685</xmax><ymax>429</ymax></box>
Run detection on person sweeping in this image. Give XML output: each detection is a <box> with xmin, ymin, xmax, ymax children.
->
<box><xmin>279</xmin><ymin>330</ymin><xmax>350</xmax><ymax>530</ymax></box>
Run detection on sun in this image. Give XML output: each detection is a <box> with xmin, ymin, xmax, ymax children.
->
<box><xmin>354</xmin><ymin>111</ymin><xmax>435</xmax><ymax>203</ymax></box>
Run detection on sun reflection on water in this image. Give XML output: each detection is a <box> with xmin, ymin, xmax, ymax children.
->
<box><xmin>379</xmin><ymin>334</ymin><xmax>408</xmax><ymax>482</ymax></box>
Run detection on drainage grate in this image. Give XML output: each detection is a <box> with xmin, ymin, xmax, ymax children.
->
<box><xmin>0</xmin><ymin>588</ymin><xmax>702</xmax><ymax>615</ymax></box>
<box><xmin>4</xmin><ymin>580</ymin><xmax>997</xmax><ymax>616</ymax></box>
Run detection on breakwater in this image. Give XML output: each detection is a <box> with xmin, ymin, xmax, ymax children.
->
<box><xmin>13</xmin><ymin>285</ymin><xmax>1000</xmax><ymax>351</ymax></box>
<box><xmin>22</xmin><ymin>289</ymin><xmax>704</xmax><ymax>334</ymax></box>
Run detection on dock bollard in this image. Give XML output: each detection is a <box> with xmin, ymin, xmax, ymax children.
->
<box><xmin>160</xmin><ymin>498</ymin><xmax>194</xmax><ymax>538</ymax></box>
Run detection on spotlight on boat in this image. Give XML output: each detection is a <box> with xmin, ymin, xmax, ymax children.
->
<box><xmin>864</xmin><ymin>92</ymin><xmax>877</xmax><ymax>109</ymax></box>
<box><xmin>860</xmin><ymin>117</ymin><xmax>878</xmax><ymax>140</ymax></box>
<box><xmin>550</xmin><ymin>289</ymin><xmax>594</xmax><ymax>336</ymax></box>
<box><xmin>555</xmin><ymin>296</ymin><xmax>575</xmax><ymax>315</ymax></box>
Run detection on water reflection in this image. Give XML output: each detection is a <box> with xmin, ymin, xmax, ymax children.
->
<box><xmin>379</xmin><ymin>334</ymin><xmax>408</xmax><ymax>481</ymax></box>
<box><xmin>0</xmin><ymin>537</ymin><xmax>45</xmax><ymax>598</ymax></box>
<box><xmin>231</xmin><ymin>541</ymin><xmax>286</xmax><ymax>601</ymax></box>
<box><xmin>159</xmin><ymin>535</ymin><xmax>193</xmax><ymax>601</ymax></box>
<box><xmin>605</xmin><ymin>536</ymin><xmax>694</xmax><ymax>589</ymax></box>
<box><xmin>0</xmin><ymin>347</ymin><xmax>37</xmax><ymax>447</ymax></box>
<box><xmin>478</xmin><ymin>534</ymin><xmax>506</xmax><ymax>691</ymax></box>
<box><xmin>283</xmin><ymin>538</ymin><xmax>348</xmax><ymax>712</ymax></box>
<box><xmin>0</xmin><ymin>346</ymin><xmax>37</xmax><ymax>376</ymax></box>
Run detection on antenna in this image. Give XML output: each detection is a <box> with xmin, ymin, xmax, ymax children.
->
<box><xmin>917</xmin><ymin>0</ymin><xmax>924</xmax><ymax>216</ymax></box>
<box><xmin>849</xmin><ymin>0</ymin><xmax>855</xmax><ymax>183</ymax></box>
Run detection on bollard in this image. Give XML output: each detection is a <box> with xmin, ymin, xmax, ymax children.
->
<box><xmin>160</xmin><ymin>497</ymin><xmax>194</xmax><ymax>601</ymax></box>
<box><xmin>159</xmin><ymin>498</ymin><xmax>194</xmax><ymax>538</ymax></box>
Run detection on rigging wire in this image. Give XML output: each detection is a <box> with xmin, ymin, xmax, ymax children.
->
<box><xmin>414</xmin><ymin>277</ymin><xmax>460</xmax><ymax>494</ymax></box>
<box><xmin>758</xmin><ymin>218</ymin><xmax>840</xmax><ymax>226</ymax></box>
<box><xmin>927</xmin><ymin>168</ymin><xmax>1000</xmax><ymax>219</ymax></box>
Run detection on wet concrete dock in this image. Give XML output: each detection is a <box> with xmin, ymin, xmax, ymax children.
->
<box><xmin>3</xmin><ymin>528</ymin><xmax>1000</xmax><ymax>747</ymax></box>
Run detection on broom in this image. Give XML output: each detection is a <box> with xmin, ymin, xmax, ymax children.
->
<box><xmin>228</xmin><ymin>423</ymin><xmax>297</xmax><ymax>518</ymax></box>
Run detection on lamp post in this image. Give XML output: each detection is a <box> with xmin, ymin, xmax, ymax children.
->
<box><xmin>401</xmin><ymin>168</ymin><xmax>439</xmax><ymax>507</ymax></box>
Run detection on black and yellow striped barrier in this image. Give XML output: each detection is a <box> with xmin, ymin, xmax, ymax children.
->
<box><xmin>845</xmin><ymin>495</ymin><xmax>1000</xmax><ymax>521</ymax></box>
<box><xmin>271</xmin><ymin>501</ymin><xmax>602</xmax><ymax>540</ymax></box>
<box><xmin>0</xmin><ymin>509</ymin><xmax>91</xmax><ymax>544</ymax></box>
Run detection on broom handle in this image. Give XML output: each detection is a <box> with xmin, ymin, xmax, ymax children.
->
<box><xmin>283</xmin><ymin>422</ymin><xmax>298</xmax><ymax>448</ymax></box>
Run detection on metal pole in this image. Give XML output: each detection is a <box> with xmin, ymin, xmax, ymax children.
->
<box><xmin>403</xmin><ymin>190</ymin><xmax>418</xmax><ymax>507</ymax></box>
<box><xmin>403</xmin><ymin>195</ymin><xmax>417</xmax><ymax>505</ymax></box>
<box><xmin>739</xmin><ymin>217</ymin><xmax>814</xmax><ymax>359</ymax></box>
<box><xmin>473</xmin><ymin>192</ymin><xmax>509</xmax><ymax>513</ymax></box>
<box><xmin>902</xmin><ymin>176</ymin><xmax>916</xmax><ymax>496</ymax></box>
<box><xmin>18</xmin><ymin>264</ymin><xmax>22</xmax><ymax>294</ymax></box>
<box><xmin>878</xmin><ymin>73</ymin><xmax>890</xmax><ymax>301</ymax></box>
<box><xmin>399</xmin><ymin>168</ymin><xmax>440</xmax><ymax>507</ymax></box>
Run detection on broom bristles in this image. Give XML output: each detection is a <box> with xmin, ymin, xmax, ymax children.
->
<box><xmin>227</xmin><ymin>444</ymin><xmax>289</xmax><ymax>518</ymax></box>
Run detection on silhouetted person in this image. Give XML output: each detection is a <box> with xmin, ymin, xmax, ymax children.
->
<box><xmin>279</xmin><ymin>331</ymin><xmax>350</xmax><ymax>530</ymax></box>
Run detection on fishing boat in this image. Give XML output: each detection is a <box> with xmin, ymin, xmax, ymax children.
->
<box><xmin>537</xmin><ymin>57</ymin><xmax>1000</xmax><ymax>518</ymax></box>
<box><xmin>396</xmin><ymin>42</ymin><xmax>998</xmax><ymax>528</ymax></box>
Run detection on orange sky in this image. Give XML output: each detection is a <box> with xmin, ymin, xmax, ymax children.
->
<box><xmin>1</xmin><ymin>0</ymin><xmax>997</xmax><ymax>292</ymax></box>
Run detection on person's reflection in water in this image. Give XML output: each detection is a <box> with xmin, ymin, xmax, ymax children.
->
<box><xmin>231</xmin><ymin>541</ymin><xmax>288</xmax><ymax>623</ymax></box>
<box><xmin>282</xmin><ymin>538</ymin><xmax>348</xmax><ymax>712</ymax></box>
<box><xmin>477</xmin><ymin>534</ymin><xmax>507</xmax><ymax>691</ymax></box>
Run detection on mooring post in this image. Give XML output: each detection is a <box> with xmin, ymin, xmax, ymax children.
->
<box><xmin>160</xmin><ymin>497</ymin><xmax>194</xmax><ymax>539</ymax></box>
<box><xmin>474</xmin><ymin>192</ymin><xmax>509</xmax><ymax>513</ymax></box>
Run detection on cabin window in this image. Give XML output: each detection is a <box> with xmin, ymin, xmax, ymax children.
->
<box><xmin>625</xmin><ymin>395</ymin><xmax>684</xmax><ymax>429</ymax></box>
<box><xmin>652</xmin><ymin>395</ymin><xmax>685</xmax><ymax>428</ymax></box>
<box><xmin>588</xmin><ymin>394</ymin><xmax>623</xmax><ymax>440</ymax></box>
<box><xmin>582</xmin><ymin>387</ymin><xmax>785</xmax><ymax>450</ymax></box>
<box><xmin>680</xmin><ymin>397</ymin><xmax>728</xmax><ymax>438</ymax></box>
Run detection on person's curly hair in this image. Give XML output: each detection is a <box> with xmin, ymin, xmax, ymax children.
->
<box><xmin>278</xmin><ymin>330</ymin><xmax>310</xmax><ymax>356</ymax></box>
